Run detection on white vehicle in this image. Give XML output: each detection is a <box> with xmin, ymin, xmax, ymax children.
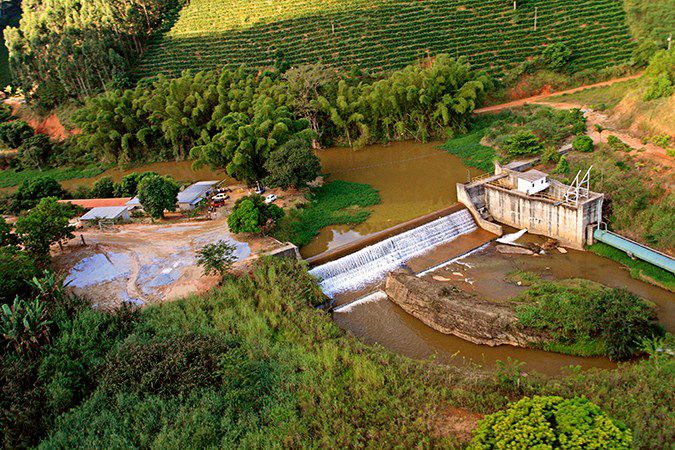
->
<box><xmin>264</xmin><ymin>194</ymin><xmax>277</xmax><ymax>204</ymax></box>
<box><xmin>212</xmin><ymin>193</ymin><xmax>229</xmax><ymax>201</ymax></box>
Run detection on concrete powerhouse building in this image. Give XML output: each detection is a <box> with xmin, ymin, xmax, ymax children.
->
<box><xmin>458</xmin><ymin>163</ymin><xmax>604</xmax><ymax>249</ymax></box>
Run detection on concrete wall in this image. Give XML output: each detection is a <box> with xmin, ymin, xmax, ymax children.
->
<box><xmin>456</xmin><ymin>183</ymin><xmax>504</xmax><ymax>236</ymax></box>
<box><xmin>484</xmin><ymin>184</ymin><xmax>602</xmax><ymax>249</ymax></box>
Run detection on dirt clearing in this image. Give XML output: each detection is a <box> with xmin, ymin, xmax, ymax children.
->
<box><xmin>56</xmin><ymin>217</ymin><xmax>286</xmax><ymax>310</ymax></box>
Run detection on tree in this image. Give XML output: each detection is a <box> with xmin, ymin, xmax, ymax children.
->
<box><xmin>12</xmin><ymin>176</ymin><xmax>66</xmax><ymax>212</ymax></box>
<box><xmin>541</xmin><ymin>43</ymin><xmax>573</xmax><ymax>71</ymax></box>
<box><xmin>89</xmin><ymin>177</ymin><xmax>116</xmax><ymax>198</ymax></box>
<box><xmin>503</xmin><ymin>130</ymin><xmax>544</xmax><ymax>157</ymax></box>
<box><xmin>228</xmin><ymin>199</ymin><xmax>262</xmax><ymax>234</ymax></box>
<box><xmin>4</xmin><ymin>0</ymin><xmax>181</xmax><ymax>103</ymax></box>
<box><xmin>573</xmin><ymin>135</ymin><xmax>594</xmax><ymax>153</ymax></box>
<box><xmin>17</xmin><ymin>134</ymin><xmax>53</xmax><ymax>169</ymax></box>
<box><xmin>318</xmin><ymin>80</ymin><xmax>368</xmax><ymax>147</ymax></box>
<box><xmin>0</xmin><ymin>247</ymin><xmax>38</xmax><ymax>305</ymax></box>
<box><xmin>469</xmin><ymin>395</ymin><xmax>632</xmax><ymax>449</ymax></box>
<box><xmin>552</xmin><ymin>156</ymin><xmax>570</xmax><ymax>174</ymax></box>
<box><xmin>196</xmin><ymin>240</ymin><xmax>237</xmax><ymax>278</ymax></box>
<box><xmin>263</xmin><ymin>138</ymin><xmax>322</xmax><ymax>189</ymax></box>
<box><xmin>113</xmin><ymin>171</ymin><xmax>158</xmax><ymax>197</ymax></box>
<box><xmin>0</xmin><ymin>120</ymin><xmax>33</xmax><ymax>148</ymax></box>
<box><xmin>15</xmin><ymin>197</ymin><xmax>75</xmax><ymax>264</ymax></box>
<box><xmin>228</xmin><ymin>195</ymin><xmax>284</xmax><ymax>234</ymax></box>
<box><xmin>283</xmin><ymin>64</ymin><xmax>338</xmax><ymax>147</ymax></box>
<box><xmin>191</xmin><ymin>94</ymin><xmax>314</xmax><ymax>184</ymax></box>
<box><xmin>137</xmin><ymin>174</ymin><xmax>179</xmax><ymax>219</ymax></box>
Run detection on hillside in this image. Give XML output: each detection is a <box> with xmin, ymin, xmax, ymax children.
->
<box><xmin>137</xmin><ymin>0</ymin><xmax>634</xmax><ymax>79</ymax></box>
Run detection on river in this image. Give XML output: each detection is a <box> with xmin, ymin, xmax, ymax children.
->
<box><xmin>53</xmin><ymin>141</ymin><xmax>674</xmax><ymax>375</ymax></box>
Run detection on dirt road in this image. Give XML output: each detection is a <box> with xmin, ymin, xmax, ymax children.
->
<box><xmin>474</xmin><ymin>74</ymin><xmax>642</xmax><ymax>114</ymax></box>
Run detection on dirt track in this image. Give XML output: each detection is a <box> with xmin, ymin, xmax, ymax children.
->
<box><xmin>474</xmin><ymin>74</ymin><xmax>642</xmax><ymax>114</ymax></box>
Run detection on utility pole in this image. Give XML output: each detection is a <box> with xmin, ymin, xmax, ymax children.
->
<box><xmin>534</xmin><ymin>7</ymin><xmax>538</xmax><ymax>31</ymax></box>
<box><xmin>668</xmin><ymin>34</ymin><xmax>672</xmax><ymax>51</ymax></box>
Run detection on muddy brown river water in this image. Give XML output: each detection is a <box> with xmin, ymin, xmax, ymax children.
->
<box><xmin>40</xmin><ymin>141</ymin><xmax>674</xmax><ymax>375</ymax></box>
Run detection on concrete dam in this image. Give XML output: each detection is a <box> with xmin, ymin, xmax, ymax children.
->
<box><xmin>308</xmin><ymin>204</ymin><xmax>495</xmax><ymax>297</ymax></box>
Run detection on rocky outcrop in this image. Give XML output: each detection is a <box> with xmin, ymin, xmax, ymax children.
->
<box><xmin>385</xmin><ymin>270</ymin><xmax>548</xmax><ymax>347</ymax></box>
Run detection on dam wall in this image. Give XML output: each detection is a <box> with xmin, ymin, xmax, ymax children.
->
<box><xmin>306</xmin><ymin>203</ymin><xmax>467</xmax><ymax>267</ymax></box>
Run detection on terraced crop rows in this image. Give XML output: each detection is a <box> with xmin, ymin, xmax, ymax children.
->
<box><xmin>137</xmin><ymin>0</ymin><xmax>633</xmax><ymax>79</ymax></box>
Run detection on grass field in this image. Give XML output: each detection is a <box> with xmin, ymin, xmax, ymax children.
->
<box><xmin>0</xmin><ymin>164</ymin><xmax>108</xmax><ymax>189</ymax></box>
<box><xmin>543</xmin><ymin>79</ymin><xmax>637</xmax><ymax>111</ymax></box>
<box><xmin>441</xmin><ymin>115</ymin><xmax>503</xmax><ymax>172</ymax></box>
<box><xmin>138</xmin><ymin>0</ymin><xmax>634</xmax><ymax>79</ymax></box>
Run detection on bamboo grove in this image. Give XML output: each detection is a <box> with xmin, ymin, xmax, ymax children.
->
<box><xmin>73</xmin><ymin>55</ymin><xmax>491</xmax><ymax>183</ymax></box>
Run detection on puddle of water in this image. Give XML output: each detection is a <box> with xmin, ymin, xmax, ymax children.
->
<box><xmin>302</xmin><ymin>141</ymin><xmax>481</xmax><ymax>257</ymax></box>
<box><xmin>65</xmin><ymin>252</ymin><xmax>131</xmax><ymax>288</ymax></box>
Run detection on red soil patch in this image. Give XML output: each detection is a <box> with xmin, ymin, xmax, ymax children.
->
<box><xmin>430</xmin><ymin>405</ymin><xmax>483</xmax><ymax>443</ymax></box>
<box><xmin>4</xmin><ymin>99</ymin><xmax>79</xmax><ymax>141</ymax></box>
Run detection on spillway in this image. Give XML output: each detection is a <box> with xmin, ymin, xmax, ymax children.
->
<box><xmin>309</xmin><ymin>208</ymin><xmax>477</xmax><ymax>297</ymax></box>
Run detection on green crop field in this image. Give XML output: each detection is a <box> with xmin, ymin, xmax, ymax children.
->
<box><xmin>137</xmin><ymin>0</ymin><xmax>634</xmax><ymax>79</ymax></box>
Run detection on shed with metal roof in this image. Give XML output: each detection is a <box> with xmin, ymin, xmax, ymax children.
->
<box><xmin>176</xmin><ymin>181</ymin><xmax>219</xmax><ymax>210</ymax></box>
<box><xmin>80</xmin><ymin>206</ymin><xmax>130</xmax><ymax>222</ymax></box>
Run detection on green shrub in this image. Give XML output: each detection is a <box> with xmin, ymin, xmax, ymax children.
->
<box><xmin>469</xmin><ymin>395</ymin><xmax>632</xmax><ymax>449</ymax></box>
<box><xmin>516</xmin><ymin>281</ymin><xmax>662</xmax><ymax>360</ymax></box>
<box><xmin>503</xmin><ymin>130</ymin><xmax>544</xmax><ymax>157</ymax></box>
<box><xmin>649</xmin><ymin>134</ymin><xmax>671</xmax><ymax>148</ymax></box>
<box><xmin>102</xmin><ymin>334</ymin><xmax>236</xmax><ymax>397</ymax></box>
<box><xmin>552</xmin><ymin>156</ymin><xmax>570</xmax><ymax>174</ymax></box>
<box><xmin>540</xmin><ymin>146</ymin><xmax>561</xmax><ymax>164</ymax></box>
<box><xmin>607</xmin><ymin>135</ymin><xmax>631</xmax><ymax>152</ymax></box>
<box><xmin>642</xmin><ymin>50</ymin><xmax>674</xmax><ymax>101</ymax></box>
<box><xmin>572</xmin><ymin>135</ymin><xmax>594</xmax><ymax>152</ymax></box>
<box><xmin>89</xmin><ymin>176</ymin><xmax>116</xmax><ymax>198</ymax></box>
<box><xmin>541</xmin><ymin>43</ymin><xmax>573</xmax><ymax>71</ymax></box>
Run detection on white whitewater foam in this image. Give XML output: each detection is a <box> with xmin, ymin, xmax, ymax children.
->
<box><xmin>333</xmin><ymin>291</ymin><xmax>388</xmax><ymax>313</ymax></box>
<box><xmin>310</xmin><ymin>209</ymin><xmax>477</xmax><ymax>297</ymax></box>
<box><xmin>496</xmin><ymin>228</ymin><xmax>528</xmax><ymax>245</ymax></box>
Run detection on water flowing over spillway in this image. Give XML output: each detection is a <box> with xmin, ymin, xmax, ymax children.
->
<box><xmin>309</xmin><ymin>209</ymin><xmax>477</xmax><ymax>297</ymax></box>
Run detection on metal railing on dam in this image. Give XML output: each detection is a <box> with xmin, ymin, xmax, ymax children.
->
<box><xmin>594</xmin><ymin>228</ymin><xmax>675</xmax><ymax>274</ymax></box>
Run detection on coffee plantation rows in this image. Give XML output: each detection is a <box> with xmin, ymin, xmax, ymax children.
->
<box><xmin>137</xmin><ymin>0</ymin><xmax>633</xmax><ymax>79</ymax></box>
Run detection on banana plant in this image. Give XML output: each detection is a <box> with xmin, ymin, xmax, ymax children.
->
<box><xmin>0</xmin><ymin>296</ymin><xmax>52</xmax><ymax>355</ymax></box>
